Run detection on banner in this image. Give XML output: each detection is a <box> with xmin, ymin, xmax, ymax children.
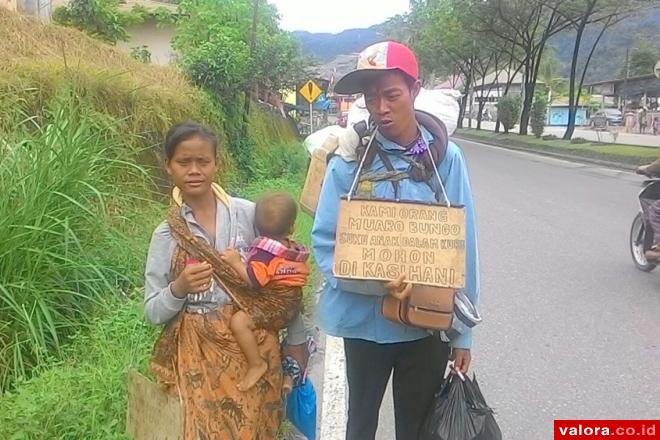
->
<box><xmin>333</xmin><ymin>199</ymin><xmax>466</xmax><ymax>288</ymax></box>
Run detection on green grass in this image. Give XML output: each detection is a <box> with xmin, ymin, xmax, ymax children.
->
<box><xmin>0</xmin><ymin>94</ymin><xmax>162</xmax><ymax>391</ymax></box>
<box><xmin>455</xmin><ymin>128</ymin><xmax>659</xmax><ymax>166</ymax></box>
<box><xmin>0</xmin><ymin>296</ymin><xmax>158</xmax><ymax>440</ymax></box>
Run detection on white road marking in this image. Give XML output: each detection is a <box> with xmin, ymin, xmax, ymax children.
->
<box><xmin>320</xmin><ymin>335</ymin><xmax>347</xmax><ymax>440</ymax></box>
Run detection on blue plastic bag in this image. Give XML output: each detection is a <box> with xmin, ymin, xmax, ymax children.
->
<box><xmin>286</xmin><ymin>378</ymin><xmax>317</xmax><ymax>440</ymax></box>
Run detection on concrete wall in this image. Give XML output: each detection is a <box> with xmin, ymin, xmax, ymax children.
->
<box><xmin>117</xmin><ymin>20</ymin><xmax>176</xmax><ymax>65</ymax></box>
<box><xmin>0</xmin><ymin>0</ymin><xmax>17</xmax><ymax>11</ymax></box>
<box><xmin>17</xmin><ymin>0</ymin><xmax>52</xmax><ymax>19</ymax></box>
<box><xmin>2</xmin><ymin>0</ymin><xmax>66</xmax><ymax>20</ymax></box>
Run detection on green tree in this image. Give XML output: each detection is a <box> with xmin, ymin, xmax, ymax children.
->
<box><xmin>475</xmin><ymin>0</ymin><xmax>574</xmax><ymax>135</ymax></box>
<box><xmin>173</xmin><ymin>0</ymin><xmax>306</xmax><ymax>102</ymax></box>
<box><xmin>627</xmin><ymin>41</ymin><xmax>660</xmax><ymax>77</ymax></box>
<box><xmin>558</xmin><ymin>0</ymin><xmax>645</xmax><ymax>140</ymax></box>
<box><xmin>539</xmin><ymin>47</ymin><xmax>562</xmax><ymax>102</ymax></box>
<box><xmin>173</xmin><ymin>0</ymin><xmax>251</xmax><ymax>100</ymax></box>
<box><xmin>401</xmin><ymin>1</ymin><xmax>506</xmax><ymax>129</ymax></box>
<box><xmin>497</xmin><ymin>95</ymin><xmax>521</xmax><ymax>134</ymax></box>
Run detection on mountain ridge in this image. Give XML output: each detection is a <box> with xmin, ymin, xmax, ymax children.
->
<box><xmin>294</xmin><ymin>10</ymin><xmax>660</xmax><ymax>83</ymax></box>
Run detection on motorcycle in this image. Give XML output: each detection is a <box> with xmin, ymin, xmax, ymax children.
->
<box><xmin>630</xmin><ymin>174</ymin><xmax>660</xmax><ymax>271</ymax></box>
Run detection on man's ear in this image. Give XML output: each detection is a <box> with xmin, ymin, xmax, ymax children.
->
<box><xmin>411</xmin><ymin>80</ymin><xmax>422</xmax><ymax>100</ymax></box>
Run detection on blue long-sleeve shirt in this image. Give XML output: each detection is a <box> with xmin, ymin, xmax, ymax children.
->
<box><xmin>311</xmin><ymin>128</ymin><xmax>480</xmax><ymax>349</ymax></box>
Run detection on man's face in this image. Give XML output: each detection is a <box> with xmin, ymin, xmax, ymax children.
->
<box><xmin>363</xmin><ymin>71</ymin><xmax>421</xmax><ymax>142</ymax></box>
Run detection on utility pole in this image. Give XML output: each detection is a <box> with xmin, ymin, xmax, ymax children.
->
<box><xmin>622</xmin><ymin>47</ymin><xmax>629</xmax><ymax>111</ymax></box>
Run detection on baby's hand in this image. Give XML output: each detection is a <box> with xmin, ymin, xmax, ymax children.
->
<box><xmin>220</xmin><ymin>248</ymin><xmax>242</xmax><ymax>267</ymax></box>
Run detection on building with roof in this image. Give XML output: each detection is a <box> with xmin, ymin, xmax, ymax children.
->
<box><xmin>585</xmin><ymin>73</ymin><xmax>660</xmax><ymax>111</ymax></box>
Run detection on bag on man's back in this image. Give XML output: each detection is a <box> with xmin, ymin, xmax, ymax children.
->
<box><xmin>421</xmin><ymin>373</ymin><xmax>502</xmax><ymax>440</ymax></box>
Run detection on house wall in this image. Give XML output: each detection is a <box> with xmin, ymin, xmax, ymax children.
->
<box><xmin>117</xmin><ymin>20</ymin><xmax>176</xmax><ymax>65</ymax></box>
<box><xmin>547</xmin><ymin>107</ymin><xmax>588</xmax><ymax>126</ymax></box>
<box><xmin>0</xmin><ymin>0</ymin><xmax>17</xmax><ymax>11</ymax></box>
<box><xmin>2</xmin><ymin>0</ymin><xmax>67</xmax><ymax>19</ymax></box>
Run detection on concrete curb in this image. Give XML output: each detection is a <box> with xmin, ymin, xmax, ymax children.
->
<box><xmin>453</xmin><ymin>134</ymin><xmax>639</xmax><ymax>172</ymax></box>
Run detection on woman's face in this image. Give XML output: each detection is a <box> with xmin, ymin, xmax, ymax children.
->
<box><xmin>166</xmin><ymin>136</ymin><xmax>218</xmax><ymax>197</ymax></box>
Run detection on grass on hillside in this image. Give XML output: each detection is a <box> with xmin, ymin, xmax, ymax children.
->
<box><xmin>455</xmin><ymin>128</ymin><xmax>658</xmax><ymax>166</ymax></box>
<box><xmin>0</xmin><ymin>8</ymin><xmax>240</xmax><ymax>185</ymax></box>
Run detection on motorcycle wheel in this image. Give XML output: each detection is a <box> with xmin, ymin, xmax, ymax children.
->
<box><xmin>630</xmin><ymin>212</ymin><xmax>656</xmax><ymax>272</ymax></box>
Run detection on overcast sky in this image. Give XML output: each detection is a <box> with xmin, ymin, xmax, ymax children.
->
<box><xmin>269</xmin><ymin>0</ymin><xmax>410</xmax><ymax>34</ymax></box>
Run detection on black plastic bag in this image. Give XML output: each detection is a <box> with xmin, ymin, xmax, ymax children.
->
<box><xmin>421</xmin><ymin>373</ymin><xmax>502</xmax><ymax>440</ymax></box>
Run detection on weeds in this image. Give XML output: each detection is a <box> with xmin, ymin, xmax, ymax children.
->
<box><xmin>0</xmin><ymin>95</ymin><xmax>160</xmax><ymax>391</ymax></box>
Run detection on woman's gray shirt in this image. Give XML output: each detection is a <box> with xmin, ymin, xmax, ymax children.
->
<box><xmin>144</xmin><ymin>196</ymin><xmax>307</xmax><ymax>345</ymax></box>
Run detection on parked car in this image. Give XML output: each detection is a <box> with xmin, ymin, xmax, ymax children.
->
<box><xmin>590</xmin><ymin>108</ymin><xmax>623</xmax><ymax>128</ymax></box>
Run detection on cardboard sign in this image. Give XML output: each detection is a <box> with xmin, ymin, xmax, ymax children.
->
<box><xmin>126</xmin><ymin>369</ymin><xmax>183</xmax><ymax>440</ymax></box>
<box><xmin>300</xmin><ymin>134</ymin><xmax>338</xmax><ymax>216</ymax></box>
<box><xmin>333</xmin><ymin>199</ymin><xmax>466</xmax><ymax>288</ymax></box>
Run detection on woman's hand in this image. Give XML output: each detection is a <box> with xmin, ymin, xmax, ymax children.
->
<box><xmin>283</xmin><ymin>342</ymin><xmax>310</xmax><ymax>372</ymax></box>
<box><xmin>220</xmin><ymin>248</ymin><xmax>242</xmax><ymax>268</ymax></box>
<box><xmin>384</xmin><ymin>275</ymin><xmax>413</xmax><ymax>301</ymax></box>
<box><xmin>171</xmin><ymin>262</ymin><xmax>213</xmax><ymax>298</ymax></box>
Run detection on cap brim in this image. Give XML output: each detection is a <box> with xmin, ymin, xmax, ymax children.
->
<box><xmin>333</xmin><ymin>68</ymin><xmax>399</xmax><ymax>95</ymax></box>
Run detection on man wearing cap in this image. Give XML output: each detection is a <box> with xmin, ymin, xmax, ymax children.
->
<box><xmin>311</xmin><ymin>41</ymin><xmax>480</xmax><ymax>439</ymax></box>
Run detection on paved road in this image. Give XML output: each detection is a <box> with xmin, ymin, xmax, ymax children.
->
<box><xmin>368</xmin><ymin>139</ymin><xmax>660</xmax><ymax>439</ymax></box>
<box><xmin>469</xmin><ymin>119</ymin><xmax>660</xmax><ymax>148</ymax></box>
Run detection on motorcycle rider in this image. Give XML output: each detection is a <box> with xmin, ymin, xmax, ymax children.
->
<box><xmin>637</xmin><ymin>158</ymin><xmax>660</xmax><ymax>260</ymax></box>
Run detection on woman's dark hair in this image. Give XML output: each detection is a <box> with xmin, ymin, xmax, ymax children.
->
<box><xmin>163</xmin><ymin>121</ymin><xmax>218</xmax><ymax>161</ymax></box>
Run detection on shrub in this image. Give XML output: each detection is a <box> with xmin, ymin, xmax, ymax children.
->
<box><xmin>130</xmin><ymin>45</ymin><xmax>151</xmax><ymax>63</ymax></box>
<box><xmin>542</xmin><ymin>134</ymin><xmax>558</xmax><ymax>141</ymax></box>
<box><xmin>571</xmin><ymin>137</ymin><xmax>589</xmax><ymax>144</ymax></box>
<box><xmin>51</xmin><ymin>0</ymin><xmax>129</xmax><ymax>43</ymax></box>
<box><xmin>530</xmin><ymin>96</ymin><xmax>548</xmax><ymax>138</ymax></box>
<box><xmin>496</xmin><ymin>95</ymin><xmax>522</xmax><ymax>134</ymax></box>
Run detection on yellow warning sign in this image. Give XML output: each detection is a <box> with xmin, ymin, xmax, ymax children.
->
<box><xmin>299</xmin><ymin>80</ymin><xmax>322</xmax><ymax>103</ymax></box>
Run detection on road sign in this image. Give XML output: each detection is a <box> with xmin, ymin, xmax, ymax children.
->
<box><xmin>299</xmin><ymin>80</ymin><xmax>322</xmax><ymax>104</ymax></box>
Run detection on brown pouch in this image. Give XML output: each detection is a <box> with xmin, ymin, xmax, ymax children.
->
<box><xmin>382</xmin><ymin>285</ymin><xmax>455</xmax><ymax>331</ymax></box>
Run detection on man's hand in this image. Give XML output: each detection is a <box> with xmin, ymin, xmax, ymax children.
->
<box><xmin>637</xmin><ymin>164</ymin><xmax>650</xmax><ymax>175</ymax></box>
<box><xmin>385</xmin><ymin>275</ymin><xmax>413</xmax><ymax>301</ymax></box>
<box><xmin>450</xmin><ymin>348</ymin><xmax>471</xmax><ymax>374</ymax></box>
<box><xmin>220</xmin><ymin>248</ymin><xmax>242</xmax><ymax>267</ymax></box>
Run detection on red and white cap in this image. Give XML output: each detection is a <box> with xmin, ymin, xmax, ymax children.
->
<box><xmin>334</xmin><ymin>41</ymin><xmax>419</xmax><ymax>95</ymax></box>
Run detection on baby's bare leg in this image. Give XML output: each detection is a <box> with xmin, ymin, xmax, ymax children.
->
<box><xmin>230</xmin><ymin>310</ymin><xmax>268</xmax><ymax>391</ymax></box>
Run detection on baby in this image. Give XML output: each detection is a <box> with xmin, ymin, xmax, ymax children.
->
<box><xmin>221</xmin><ymin>192</ymin><xmax>310</xmax><ymax>391</ymax></box>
